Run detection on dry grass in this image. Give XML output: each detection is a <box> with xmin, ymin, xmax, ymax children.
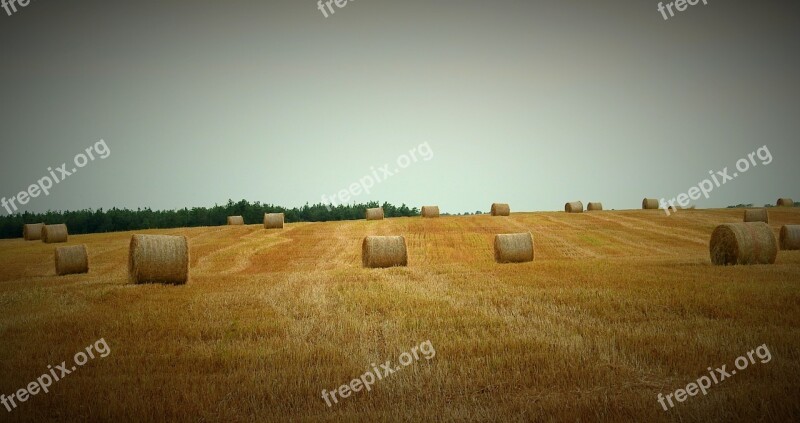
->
<box><xmin>42</xmin><ymin>224</ymin><xmax>68</xmax><ymax>244</ymax></box>
<box><xmin>128</xmin><ymin>234</ymin><xmax>189</xmax><ymax>285</ymax></box>
<box><xmin>55</xmin><ymin>244</ymin><xmax>89</xmax><ymax>276</ymax></box>
<box><xmin>1</xmin><ymin>209</ymin><xmax>800</xmax><ymax>422</ymax></box>
<box><xmin>709</xmin><ymin>222</ymin><xmax>778</xmax><ymax>265</ymax></box>
<box><xmin>23</xmin><ymin>223</ymin><xmax>44</xmax><ymax>241</ymax></box>
<box><xmin>494</xmin><ymin>232</ymin><xmax>534</xmax><ymax>263</ymax></box>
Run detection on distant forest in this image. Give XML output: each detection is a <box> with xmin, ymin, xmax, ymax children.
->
<box><xmin>727</xmin><ymin>203</ymin><xmax>799</xmax><ymax>208</ymax></box>
<box><xmin>0</xmin><ymin>200</ymin><xmax>419</xmax><ymax>239</ymax></box>
<box><xmin>1</xmin><ymin>200</ymin><xmax>795</xmax><ymax>239</ymax></box>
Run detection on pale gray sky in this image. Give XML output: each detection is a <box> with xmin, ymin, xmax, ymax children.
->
<box><xmin>1</xmin><ymin>0</ymin><xmax>798</xmax><ymax>215</ymax></box>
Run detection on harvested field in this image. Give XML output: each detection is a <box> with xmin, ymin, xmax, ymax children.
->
<box><xmin>1</xmin><ymin>208</ymin><xmax>799</xmax><ymax>422</ymax></box>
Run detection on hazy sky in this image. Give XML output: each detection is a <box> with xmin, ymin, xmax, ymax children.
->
<box><xmin>1</xmin><ymin>0</ymin><xmax>798</xmax><ymax>215</ymax></box>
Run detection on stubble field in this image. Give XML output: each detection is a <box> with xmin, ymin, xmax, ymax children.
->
<box><xmin>1</xmin><ymin>208</ymin><xmax>799</xmax><ymax>422</ymax></box>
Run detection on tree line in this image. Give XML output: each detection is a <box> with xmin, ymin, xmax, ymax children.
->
<box><xmin>0</xmin><ymin>200</ymin><xmax>419</xmax><ymax>239</ymax></box>
<box><xmin>2</xmin><ymin>200</ymin><xmax>794</xmax><ymax>239</ymax></box>
<box><xmin>727</xmin><ymin>202</ymin><xmax>799</xmax><ymax>208</ymax></box>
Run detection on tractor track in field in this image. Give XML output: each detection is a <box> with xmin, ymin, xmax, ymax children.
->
<box><xmin>595</xmin><ymin>213</ymin><xmax>709</xmax><ymax>247</ymax></box>
<box><xmin>506</xmin><ymin>215</ymin><xmax>602</xmax><ymax>260</ymax></box>
<box><xmin>195</xmin><ymin>225</ymin><xmax>299</xmax><ymax>274</ymax></box>
<box><xmin>315</xmin><ymin>220</ymin><xmax>360</xmax><ymax>270</ymax></box>
<box><xmin>564</xmin><ymin>213</ymin><xmax>681</xmax><ymax>256</ymax></box>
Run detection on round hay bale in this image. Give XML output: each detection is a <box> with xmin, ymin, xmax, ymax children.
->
<box><xmin>777</xmin><ymin>198</ymin><xmax>794</xmax><ymax>207</ymax></box>
<box><xmin>743</xmin><ymin>209</ymin><xmax>768</xmax><ymax>223</ymax></box>
<box><xmin>421</xmin><ymin>206</ymin><xmax>440</xmax><ymax>218</ymax></box>
<box><xmin>494</xmin><ymin>232</ymin><xmax>534</xmax><ymax>263</ymax></box>
<box><xmin>55</xmin><ymin>245</ymin><xmax>89</xmax><ymax>276</ymax></box>
<box><xmin>366</xmin><ymin>208</ymin><xmax>384</xmax><ymax>221</ymax></box>
<box><xmin>42</xmin><ymin>224</ymin><xmax>68</xmax><ymax>244</ymax></box>
<box><xmin>565</xmin><ymin>201</ymin><xmax>584</xmax><ymax>213</ymax></box>
<box><xmin>709</xmin><ymin>222</ymin><xmax>777</xmax><ymax>265</ymax></box>
<box><xmin>587</xmin><ymin>202</ymin><xmax>603</xmax><ymax>211</ymax></box>
<box><xmin>23</xmin><ymin>223</ymin><xmax>44</xmax><ymax>241</ymax></box>
<box><xmin>780</xmin><ymin>225</ymin><xmax>800</xmax><ymax>250</ymax></box>
<box><xmin>227</xmin><ymin>216</ymin><xmax>244</xmax><ymax>225</ymax></box>
<box><xmin>362</xmin><ymin>236</ymin><xmax>407</xmax><ymax>268</ymax></box>
<box><xmin>264</xmin><ymin>213</ymin><xmax>284</xmax><ymax>229</ymax></box>
<box><xmin>128</xmin><ymin>234</ymin><xmax>189</xmax><ymax>284</ymax></box>
<box><xmin>642</xmin><ymin>198</ymin><xmax>659</xmax><ymax>210</ymax></box>
<box><xmin>491</xmin><ymin>203</ymin><xmax>510</xmax><ymax>216</ymax></box>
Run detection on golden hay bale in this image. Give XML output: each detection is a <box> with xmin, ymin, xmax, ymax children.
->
<box><xmin>710</xmin><ymin>222</ymin><xmax>777</xmax><ymax>265</ymax></box>
<box><xmin>227</xmin><ymin>216</ymin><xmax>244</xmax><ymax>225</ymax></box>
<box><xmin>565</xmin><ymin>201</ymin><xmax>584</xmax><ymax>213</ymax></box>
<box><xmin>777</xmin><ymin>198</ymin><xmax>794</xmax><ymax>207</ymax></box>
<box><xmin>491</xmin><ymin>203</ymin><xmax>510</xmax><ymax>216</ymax></box>
<box><xmin>42</xmin><ymin>224</ymin><xmax>68</xmax><ymax>244</ymax></box>
<box><xmin>587</xmin><ymin>202</ymin><xmax>603</xmax><ymax>211</ymax></box>
<box><xmin>494</xmin><ymin>232</ymin><xmax>534</xmax><ymax>263</ymax></box>
<box><xmin>780</xmin><ymin>225</ymin><xmax>800</xmax><ymax>250</ymax></box>
<box><xmin>55</xmin><ymin>245</ymin><xmax>89</xmax><ymax>276</ymax></box>
<box><xmin>128</xmin><ymin>234</ymin><xmax>189</xmax><ymax>284</ymax></box>
<box><xmin>743</xmin><ymin>209</ymin><xmax>768</xmax><ymax>223</ymax></box>
<box><xmin>264</xmin><ymin>213</ymin><xmax>284</xmax><ymax>229</ymax></box>
<box><xmin>421</xmin><ymin>206</ymin><xmax>440</xmax><ymax>218</ymax></box>
<box><xmin>23</xmin><ymin>223</ymin><xmax>44</xmax><ymax>241</ymax></box>
<box><xmin>366</xmin><ymin>208</ymin><xmax>384</xmax><ymax>221</ymax></box>
<box><xmin>362</xmin><ymin>236</ymin><xmax>407</xmax><ymax>268</ymax></box>
<box><xmin>642</xmin><ymin>198</ymin><xmax>659</xmax><ymax>210</ymax></box>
